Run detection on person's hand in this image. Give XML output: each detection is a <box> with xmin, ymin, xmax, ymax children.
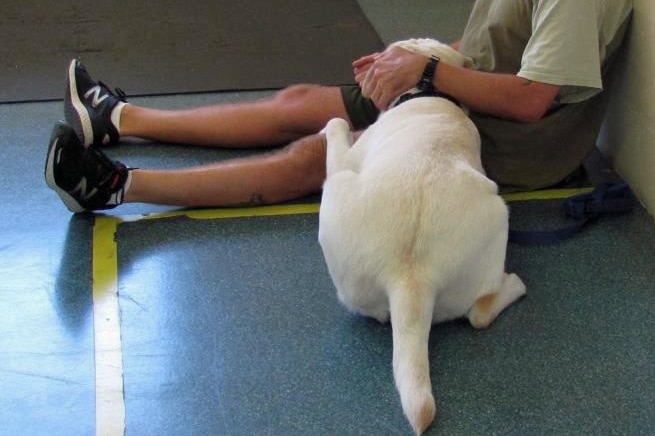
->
<box><xmin>352</xmin><ymin>52</ymin><xmax>380</xmax><ymax>78</ymax></box>
<box><xmin>353</xmin><ymin>46</ymin><xmax>428</xmax><ymax>110</ymax></box>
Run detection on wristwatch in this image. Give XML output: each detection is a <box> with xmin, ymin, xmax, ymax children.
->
<box><xmin>417</xmin><ymin>55</ymin><xmax>440</xmax><ymax>93</ymax></box>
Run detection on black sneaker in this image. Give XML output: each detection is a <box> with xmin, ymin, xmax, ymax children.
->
<box><xmin>45</xmin><ymin>122</ymin><xmax>130</xmax><ymax>212</ymax></box>
<box><xmin>64</xmin><ymin>59</ymin><xmax>127</xmax><ymax>147</ymax></box>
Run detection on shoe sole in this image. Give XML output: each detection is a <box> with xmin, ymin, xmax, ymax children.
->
<box><xmin>44</xmin><ymin>124</ymin><xmax>87</xmax><ymax>213</ymax></box>
<box><xmin>65</xmin><ymin>60</ymin><xmax>94</xmax><ymax>148</ymax></box>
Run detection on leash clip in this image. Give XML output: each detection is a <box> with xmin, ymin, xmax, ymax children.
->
<box><xmin>564</xmin><ymin>183</ymin><xmax>634</xmax><ymax>220</ymax></box>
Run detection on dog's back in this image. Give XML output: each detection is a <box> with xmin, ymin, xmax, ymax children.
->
<box><xmin>319</xmin><ymin>38</ymin><xmax>525</xmax><ymax>435</ymax></box>
<box><xmin>320</xmin><ymin>97</ymin><xmax>504</xmax><ymax>318</ymax></box>
<box><xmin>319</xmin><ymin>97</ymin><xmax>509</xmax><ymax>434</ymax></box>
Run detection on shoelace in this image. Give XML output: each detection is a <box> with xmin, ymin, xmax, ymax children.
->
<box><xmin>83</xmin><ymin>146</ymin><xmax>127</xmax><ymax>193</ymax></box>
<box><xmin>97</xmin><ymin>80</ymin><xmax>128</xmax><ymax>102</ymax></box>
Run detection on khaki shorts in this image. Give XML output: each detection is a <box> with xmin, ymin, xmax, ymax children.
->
<box><xmin>339</xmin><ymin>85</ymin><xmax>380</xmax><ymax>130</ymax></box>
<box><xmin>472</xmin><ymin>89</ymin><xmax>609</xmax><ymax>192</ymax></box>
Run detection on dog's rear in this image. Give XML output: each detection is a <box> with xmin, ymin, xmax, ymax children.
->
<box><xmin>318</xmin><ymin>39</ymin><xmax>525</xmax><ymax>435</ymax></box>
<box><xmin>320</xmin><ymin>100</ymin><xmax>506</xmax><ymax>433</ymax></box>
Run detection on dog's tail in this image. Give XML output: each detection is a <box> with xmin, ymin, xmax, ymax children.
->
<box><xmin>388</xmin><ymin>278</ymin><xmax>436</xmax><ymax>435</ymax></box>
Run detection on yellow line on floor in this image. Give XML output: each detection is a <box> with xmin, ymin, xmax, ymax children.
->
<box><xmin>92</xmin><ymin>216</ymin><xmax>125</xmax><ymax>436</ymax></box>
<box><xmin>89</xmin><ymin>186</ymin><xmax>590</xmax><ymax>434</ymax></box>
<box><xmin>120</xmin><ymin>202</ymin><xmax>321</xmax><ymax>222</ymax></box>
<box><xmin>115</xmin><ymin>187</ymin><xmax>592</xmax><ymax>223</ymax></box>
<box><xmin>502</xmin><ymin>187</ymin><xmax>593</xmax><ymax>202</ymax></box>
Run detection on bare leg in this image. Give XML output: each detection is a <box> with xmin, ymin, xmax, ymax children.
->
<box><xmin>120</xmin><ymin>85</ymin><xmax>348</xmax><ymax>148</ymax></box>
<box><xmin>119</xmin><ymin>84</ymin><xmax>357</xmax><ymax>207</ymax></box>
<box><xmin>124</xmin><ymin>133</ymin><xmax>328</xmax><ymax>207</ymax></box>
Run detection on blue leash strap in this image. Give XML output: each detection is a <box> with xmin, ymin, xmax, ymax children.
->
<box><xmin>508</xmin><ymin>183</ymin><xmax>635</xmax><ymax>245</ymax></box>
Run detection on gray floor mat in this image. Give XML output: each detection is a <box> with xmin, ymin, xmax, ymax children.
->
<box><xmin>1</xmin><ymin>0</ymin><xmax>383</xmax><ymax>102</ymax></box>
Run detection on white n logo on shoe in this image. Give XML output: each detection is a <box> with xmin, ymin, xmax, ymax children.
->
<box><xmin>84</xmin><ymin>85</ymin><xmax>109</xmax><ymax>108</ymax></box>
<box><xmin>70</xmin><ymin>177</ymin><xmax>98</xmax><ymax>201</ymax></box>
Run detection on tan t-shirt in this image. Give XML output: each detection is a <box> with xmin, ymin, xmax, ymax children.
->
<box><xmin>459</xmin><ymin>0</ymin><xmax>633</xmax><ymax>103</ymax></box>
<box><xmin>456</xmin><ymin>0</ymin><xmax>633</xmax><ymax>191</ymax></box>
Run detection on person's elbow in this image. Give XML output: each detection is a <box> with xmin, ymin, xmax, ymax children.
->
<box><xmin>514</xmin><ymin>101</ymin><xmax>550</xmax><ymax>123</ymax></box>
<box><xmin>513</xmin><ymin>82</ymin><xmax>560</xmax><ymax>124</ymax></box>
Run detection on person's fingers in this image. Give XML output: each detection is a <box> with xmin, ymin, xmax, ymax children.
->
<box><xmin>354</xmin><ymin>63</ymin><xmax>372</xmax><ymax>84</ymax></box>
<box><xmin>352</xmin><ymin>52</ymin><xmax>380</xmax><ymax>68</ymax></box>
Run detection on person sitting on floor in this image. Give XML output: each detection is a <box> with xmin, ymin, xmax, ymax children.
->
<box><xmin>46</xmin><ymin>0</ymin><xmax>633</xmax><ymax>213</ymax></box>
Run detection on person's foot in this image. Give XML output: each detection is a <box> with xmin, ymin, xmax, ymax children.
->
<box><xmin>64</xmin><ymin>59</ymin><xmax>127</xmax><ymax>147</ymax></box>
<box><xmin>45</xmin><ymin>121</ymin><xmax>131</xmax><ymax>212</ymax></box>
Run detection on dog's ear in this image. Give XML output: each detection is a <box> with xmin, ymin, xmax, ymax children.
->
<box><xmin>461</xmin><ymin>56</ymin><xmax>475</xmax><ymax>69</ymax></box>
<box><xmin>441</xmin><ymin>49</ymin><xmax>476</xmax><ymax>70</ymax></box>
<box><xmin>390</xmin><ymin>38</ymin><xmax>476</xmax><ymax>70</ymax></box>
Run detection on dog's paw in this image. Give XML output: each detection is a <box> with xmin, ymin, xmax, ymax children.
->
<box><xmin>323</xmin><ymin>118</ymin><xmax>350</xmax><ymax>135</ymax></box>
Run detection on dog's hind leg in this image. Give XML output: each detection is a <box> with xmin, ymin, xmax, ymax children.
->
<box><xmin>468</xmin><ymin>273</ymin><xmax>526</xmax><ymax>329</ymax></box>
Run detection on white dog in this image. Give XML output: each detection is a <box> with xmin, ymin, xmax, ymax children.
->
<box><xmin>318</xmin><ymin>39</ymin><xmax>526</xmax><ymax>435</ymax></box>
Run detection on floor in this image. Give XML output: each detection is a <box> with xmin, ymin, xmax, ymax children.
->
<box><xmin>1</xmin><ymin>1</ymin><xmax>654</xmax><ymax>435</ymax></box>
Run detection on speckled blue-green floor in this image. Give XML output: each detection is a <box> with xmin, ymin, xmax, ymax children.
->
<box><xmin>2</xmin><ymin>1</ymin><xmax>654</xmax><ymax>435</ymax></box>
<box><xmin>113</xmin><ymin>207</ymin><xmax>655</xmax><ymax>435</ymax></box>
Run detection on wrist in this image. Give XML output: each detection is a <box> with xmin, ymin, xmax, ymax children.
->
<box><xmin>417</xmin><ymin>55</ymin><xmax>440</xmax><ymax>93</ymax></box>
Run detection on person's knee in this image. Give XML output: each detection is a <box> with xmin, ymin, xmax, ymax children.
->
<box><xmin>271</xmin><ymin>85</ymin><xmax>346</xmax><ymax>136</ymax></box>
<box><xmin>273</xmin><ymin>84</ymin><xmax>323</xmax><ymax>107</ymax></box>
<box><xmin>283</xmin><ymin>133</ymin><xmax>327</xmax><ymax>192</ymax></box>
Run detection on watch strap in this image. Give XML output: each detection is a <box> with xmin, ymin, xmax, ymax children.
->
<box><xmin>417</xmin><ymin>55</ymin><xmax>440</xmax><ymax>93</ymax></box>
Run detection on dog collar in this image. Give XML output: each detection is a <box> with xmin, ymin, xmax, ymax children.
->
<box><xmin>392</xmin><ymin>89</ymin><xmax>460</xmax><ymax>108</ymax></box>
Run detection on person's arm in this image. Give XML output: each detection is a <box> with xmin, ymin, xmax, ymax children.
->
<box><xmin>436</xmin><ymin>60</ymin><xmax>560</xmax><ymax>123</ymax></box>
<box><xmin>353</xmin><ymin>46</ymin><xmax>559</xmax><ymax>123</ymax></box>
